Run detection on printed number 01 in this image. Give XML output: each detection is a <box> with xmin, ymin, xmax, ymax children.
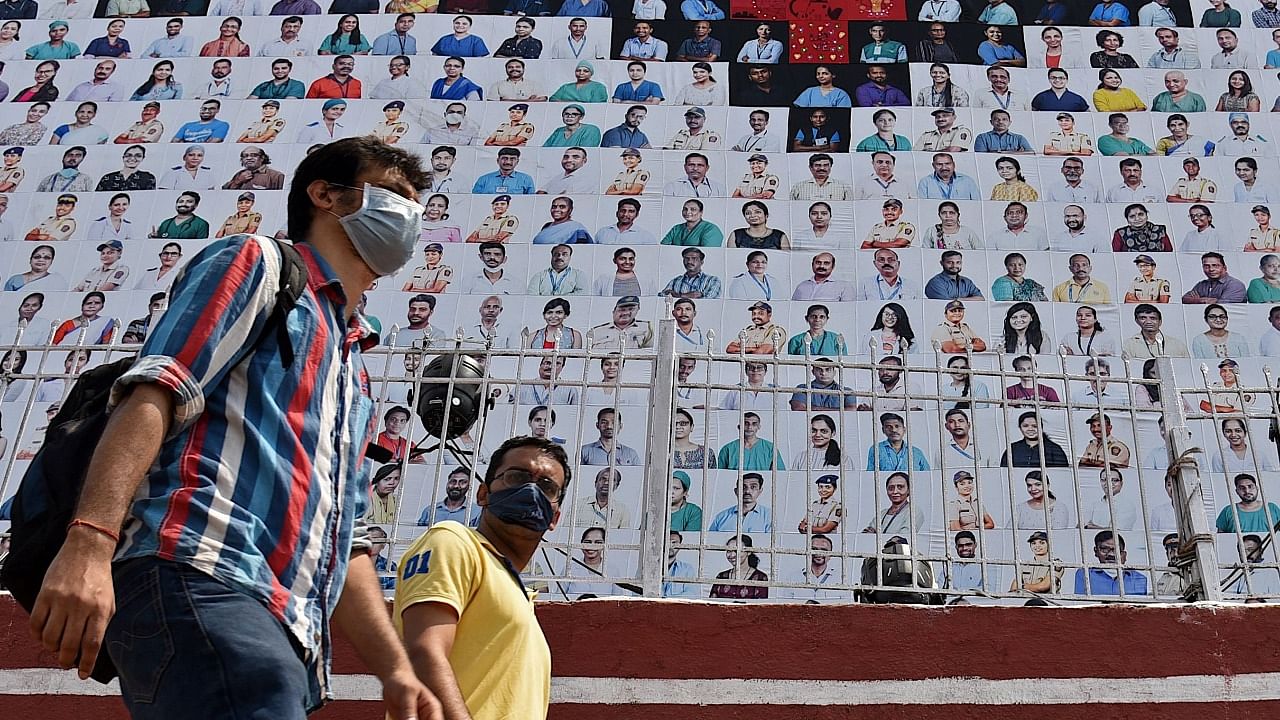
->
<box><xmin>401</xmin><ymin>550</ymin><xmax>432</xmax><ymax>580</ymax></box>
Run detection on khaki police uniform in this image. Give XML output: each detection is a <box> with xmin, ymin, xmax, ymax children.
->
<box><xmin>1079</xmin><ymin>437</ymin><xmax>1131</xmax><ymax>468</ymax></box>
<box><xmin>916</xmin><ymin>126</ymin><xmax>973</xmax><ymax>151</ymax></box>
<box><xmin>26</xmin><ymin>215</ymin><xmax>75</xmax><ymax>242</ymax></box>
<box><xmin>403</xmin><ymin>263</ymin><xmax>454</xmax><ymax>292</ymax></box>
<box><xmin>1126</xmin><ymin>275</ymin><xmax>1171</xmax><ymax>301</ymax></box>
<box><xmin>218</xmin><ymin>211</ymin><xmax>262</xmax><ymax>237</ymax></box>
<box><xmin>667</xmin><ymin>129</ymin><xmax>722</xmax><ymax>150</ymax></box>
<box><xmin>1046</xmin><ymin>131</ymin><xmax>1095</xmax><ymax>154</ymax></box>
<box><xmin>0</xmin><ymin>165</ymin><xmax>25</xmax><ymax>190</ymax></box>
<box><xmin>1250</xmin><ymin>226</ymin><xmax>1280</xmax><ymax>250</ymax></box>
<box><xmin>241</xmin><ymin>117</ymin><xmax>287</xmax><ymax>143</ymax></box>
<box><xmin>120</xmin><ymin>119</ymin><xmax>164</xmax><ymax>143</ymax></box>
<box><xmin>1169</xmin><ymin>176</ymin><xmax>1217</xmax><ymax>202</ymax></box>
<box><xmin>471</xmin><ymin>214</ymin><xmax>520</xmax><ymax>242</ymax></box>
<box><xmin>735</xmin><ymin>172</ymin><xmax>780</xmax><ymax>198</ymax></box>
<box><xmin>75</xmin><ymin>263</ymin><xmax>130</xmax><ymax>291</ymax></box>
<box><xmin>589</xmin><ymin>320</ymin><xmax>654</xmax><ymax>349</ymax></box>
<box><xmin>370</xmin><ymin>119</ymin><xmax>409</xmax><ymax>144</ymax></box>
<box><xmin>608</xmin><ymin>167</ymin><xmax>650</xmax><ymax>195</ymax></box>
<box><xmin>807</xmin><ymin>498</ymin><xmax>843</xmax><ymax>529</ymax></box>
<box><xmin>734</xmin><ymin>321</ymin><xmax>785</xmax><ymax>352</ymax></box>
<box><xmin>863</xmin><ymin>221</ymin><xmax>916</xmax><ymax>248</ymax></box>
<box><xmin>487</xmin><ymin>122</ymin><xmax>536</xmax><ymax>146</ymax></box>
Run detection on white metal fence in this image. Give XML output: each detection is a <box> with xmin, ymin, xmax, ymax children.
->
<box><xmin>2</xmin><ymin>314</ymin><xmax>1279</xmax><ymax>605</ymax></box>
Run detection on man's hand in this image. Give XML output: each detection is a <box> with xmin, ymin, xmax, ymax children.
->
<box><xmin>28</xmin><ymin>528</ymin><xmax>118</xmax><ymax>679</ymax></box>
<box><xmin>383</xmin><ymin>668</ymin><xmax>444</xmax><ymax>720</ymax></box>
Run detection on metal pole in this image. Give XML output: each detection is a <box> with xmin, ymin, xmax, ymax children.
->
<box><xmin>1156</xmin><ymin>356</ymin><xmax>1222</xmax><ymax>602</ymax></box>
<box><xmin>637</xmin><ymin>316</ymin><xmax>678</xmax><ymax>597</ymax></box>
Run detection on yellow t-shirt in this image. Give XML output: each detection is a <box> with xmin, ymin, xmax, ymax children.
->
<box><xmin>394</xmin><ymin>521</ymin><xmax>551</xmax><ymax>720</ymax></box>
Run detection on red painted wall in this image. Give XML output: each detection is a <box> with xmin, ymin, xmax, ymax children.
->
<box><xmin>4</xmin><ymin>597</ymin><xmax>1280</xmax><ymax>719</ymax></box>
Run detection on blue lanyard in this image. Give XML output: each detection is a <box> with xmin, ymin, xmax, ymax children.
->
<box><xmin>934</xmin><ymin>174</ymin><xmax>954</xmax><ymax>200</ymax></box>
<box><xmin>876</xmin><ymin>276</ymin><xmax>902</xmax><ymax>301</ymax></box>
<box><xmin>677</xmin><ymin>328</ymin><xmax>703</xmax><ymax>345</ymax></box>
<box><xmin>749</xmin><ymin>274</ymin><xmax>771</xmax><ymax>300</ymax></box>
<box><xmin>548</xmin><ymin>268</ymin><xmax>568</xmax><ymax>294</ymax></box>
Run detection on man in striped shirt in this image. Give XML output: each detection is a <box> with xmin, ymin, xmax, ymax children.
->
<box><xmin>30</xmin><ymin>138</ymin><xmax>442</xmax><ymax>720</ymax></box>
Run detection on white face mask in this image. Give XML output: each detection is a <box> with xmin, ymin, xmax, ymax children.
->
<box><xmin>330</xmin><ymin>183</ymin><xmax>424</xmax><ymax>277</ymax></box>
<box><xmin>445</xmin><ymin>112</ymin><xmax>464</xmax><ymax>124</ymax></box>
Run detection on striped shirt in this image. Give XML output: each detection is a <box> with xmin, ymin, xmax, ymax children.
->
<box><xmin>662</xmin><ymin>271</ymin><xmax>722</xmax><ymax>298</ymax></box>
<box><xmin>110</xmin><ymin>235</ymin><xmax>379</xmax><ymax>709</ymax></box>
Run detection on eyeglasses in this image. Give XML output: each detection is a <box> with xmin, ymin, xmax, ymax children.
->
<box><xmin>492</xmin><ymin>468</ymin><xmax>562</xmax><ymax>502</ymax></box>
<box><xmin>159</xmin><ymin>251</ymin><xmax>181</xmax><ymax>257</ymax></box>
<box><xmin>1207</xmin><ymin>313</ymin><xmax>1229</xmax><ymax>320</ymax></box>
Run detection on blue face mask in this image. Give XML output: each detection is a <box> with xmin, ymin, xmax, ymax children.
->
<box><xmin>330</xmin><ymin>183</ymin><xmax>424</xmax><ymax>277</ymax></box>
<box><xmin>486</xmin><ymin>483</ymin><xmax>555</xmax><ymax>533</ymax></box>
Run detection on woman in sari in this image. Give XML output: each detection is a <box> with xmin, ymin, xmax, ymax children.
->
<box><xmin>531</xmin><ymin>196</ymin><xmax>593</xmax><ymax>245</ymax></box>
<box><xmin>430</xmin><ymin>56</ymin><xmax>482</xmax><ymax>100</ymax></box>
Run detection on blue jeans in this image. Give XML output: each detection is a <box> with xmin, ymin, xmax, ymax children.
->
<box><xmin>105</xmin><ymin>557</ymin><xmax>310</xmax><ymax>720</ymax></box>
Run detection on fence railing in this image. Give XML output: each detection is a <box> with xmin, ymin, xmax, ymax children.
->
<box><xmin>3</xmin><ymin>314</ymin><xmax>1280</xmax><ymax>605</ymax></box>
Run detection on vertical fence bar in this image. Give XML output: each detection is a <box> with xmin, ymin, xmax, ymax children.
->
<box><xmin>1156</xmin><ymin>356</ymin><xmax>1221</xmax><ymax>602</ymax></box>
<box><xmin>638</xmin><ymin>317</ymin><xmax>678</xmax><ymax>597</ymax></box>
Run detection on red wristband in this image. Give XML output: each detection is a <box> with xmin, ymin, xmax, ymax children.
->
<box><xmin>67</xmin><ymin>518</ymin><xmax>121</xmax><ymax>544</ymax></box>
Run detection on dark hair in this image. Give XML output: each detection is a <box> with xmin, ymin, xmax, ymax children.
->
<box><xmin>528</xmin><ymin>405</ymin><xmax>556</xmax><ymax>424</ymax></box>
<box><xmin>729</xmin><ymin>534</ymin><xmax>760</xmax><ymax>569</ymax></box>
<box><xmin>425</xmin><ymin>193</ymin><xmax>449</xmax><ymax>219</ymax></box>
<box><xmin>485</xmin><ymin>436</ymin><xmax>573</xmax><ymax>502</ymax></box>
<box><xmin>927</xmin><ymin>62</ymin><xmax>957</xmax><ymax>107</ymax></box>
<box><xmin>810</xmin><ymin>413</ymin><xmax>843</xmax><ymax>468</ymax></box>
<box><xmin>879</xmin><ymin>412</ymin><xmax>904</xmax><ymax>427</ymax></box>
<box><xmin>1025</xmin><ymin>469</ymin><xmax>1056</xmax><ymax>501</ymax></box>
<box><xmin>1</xmin><ymin>348</ymin><xmax>26</xmax><ymax>373</ymax></box>
<box><xmin>134</xmin><ymin>60</ymin><xmax>174</xmax><ymax>97</ymax></box>
<box><xmin>1003</xmin><ymin>302</ymin><xmax>1044</xmax><ymax>355</ymax></box>
<box><xmin>1095</xmin><ymin>29</ymin><xmax>1123</xmax><ymax>47</ymax></box>
<box><xmin>287</xmin><ymin>137</ymin><xmax>430</xmax><ymax>241</ymax></box>
<box><xmin>869</xmin><ymin>302</ymin><xmax>915</xmax><ymax>351</ymax></box>
<box><xmin>946</xmin><ymin>355</ymin><xmax>972</xmax><ymax>405</ymax></box>
<box><xmin>542</xmin><ymin>297</ymin><xmax>570</xmax><ymax>315</ymax></box>
<box><xmin>383</xmin><ymin>405</ymin><xmax>410</xmax><ymax>422</ymax></box>
<box><xmin>674</xmin><ymin>407</ymin><xmax>694</xmax><ymax>426</ymax></box>
<box><xmin>1134</xmin><ymin>302</ymin><xmax>1161</xmax><ymax>320</ymax></box>
<box><xmin>1141</xmin><ymin>358</ymin><xmax>1161</xmax><ymax>404</ymax></box>
<box><xmin>1227</xmin><ymin>69</ymin><xmax>1253</xmax><ymax>98</ymax></box>
<box><xmin>956</xmin><ymin>530</ymin><xmax>976</xmax><ymax>545</ymax></box>
<box><xmin>1094</xmin><ymin>530</ymin><xmax>1125</xmax><ymax>552</ymax></box>
<box><xmin>330</xmin><ymin>14</ymin><xmax>364</xmax><ymax>47</ymax></box>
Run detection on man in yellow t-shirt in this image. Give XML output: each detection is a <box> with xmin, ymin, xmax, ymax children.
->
<box><xmin>396</xmin><ymin>437</ymin><xmax>571</xmax><ymax>720</ymax></box>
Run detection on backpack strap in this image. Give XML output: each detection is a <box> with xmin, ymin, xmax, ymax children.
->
<box><xmin>265</xmin><ymin>237</ymin><xmax>308</xmax><ymax>370</ymax></box>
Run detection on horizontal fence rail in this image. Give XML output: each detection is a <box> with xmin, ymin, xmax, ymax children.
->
<box><xmin>2</xmin><ymin>312</ymin><xmax>1279</xmax><ymax>606</ymax></box>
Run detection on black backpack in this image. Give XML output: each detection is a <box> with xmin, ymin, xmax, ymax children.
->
<box><xmin>0</xmin><ymin>237</ymin><xmax>307</xmax><ymax>683</ymax></box>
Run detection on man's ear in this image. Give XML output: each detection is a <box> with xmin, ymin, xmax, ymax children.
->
<box><xmin>547</xmin><ymin>506</ymin><xmax>561</xmax><ymax>533</ymax></box>
<box><xmin>306</xmin><ymin>178</ymin><xmax>341</xmax><ymax>213</ymax></box>
<box><xmin>475</xmin><ymin>481</ymin><xmax>490</xmax><ymax>507</ymax></box>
